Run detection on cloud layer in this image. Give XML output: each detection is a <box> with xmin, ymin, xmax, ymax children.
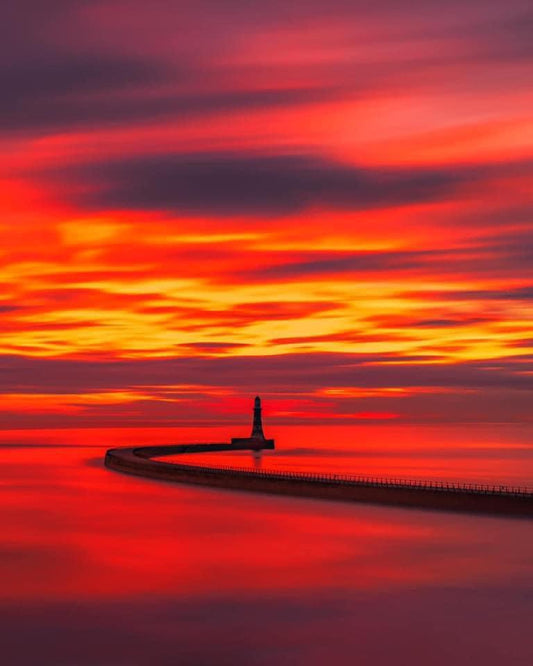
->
<box><xmin>1</xmin><ymin>0</ymin><xmax>531</xmax><ymax>426</ymax></box>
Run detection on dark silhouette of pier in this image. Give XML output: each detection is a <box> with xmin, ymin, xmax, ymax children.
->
<box><xmin>104</xmin><ymin>397</ymin><xmax>533</xmax><ymax>518</ymax></box>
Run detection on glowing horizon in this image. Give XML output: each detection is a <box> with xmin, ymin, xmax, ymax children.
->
<box><xmin>1</xmin><ymin>0</ymin><xmax>531</xmax><ymax>427</ymax></box>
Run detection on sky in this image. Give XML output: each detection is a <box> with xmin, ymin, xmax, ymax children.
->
<box><xmin>1</xmin><ymin>0</ymin><xmax>532</xmax><ymax>428</ymax></box>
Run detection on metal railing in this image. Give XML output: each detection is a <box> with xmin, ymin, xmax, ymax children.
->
<box><xmin>153</xmin><ymin>457</ymin><xmax>533</xmax><ymax>499</ymax></box>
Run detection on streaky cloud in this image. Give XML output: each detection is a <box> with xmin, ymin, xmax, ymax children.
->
<box><xmin>53</xmin><ymin>152</ymin><xmax>467</xmax><ymax>216</ymax></box>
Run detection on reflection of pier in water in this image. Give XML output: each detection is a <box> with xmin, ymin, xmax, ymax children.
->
<box><xmin>104</xmin><ymin>397</ymin><xmax>533</xmax><ymax>518</ymax></box>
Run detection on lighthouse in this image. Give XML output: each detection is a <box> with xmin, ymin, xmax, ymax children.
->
<box><xmin>251</xmin><ymin>396</ymin><xmax>265</xmax><ymax>439</ymax></box>
<box><xmin>231</xmin><ymin>396</ymin><xmax>275</xmax><ymax>449</ymax></box>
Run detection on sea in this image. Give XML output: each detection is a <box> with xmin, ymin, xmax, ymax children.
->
<box><xmin>1</xmin><ymin>423</ymin><xmax>532</xmax><ymax>665</ymax></box>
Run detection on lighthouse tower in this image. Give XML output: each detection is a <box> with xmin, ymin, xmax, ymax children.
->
<box><xmin>251</xmin><ymin>396</ymin><xmax>265</xmax><ymax>439</ymax></box>
<box><xmin>231</xmin><ymin>396</ymin><xmax>275</xmax><ymax>449</ymax></box>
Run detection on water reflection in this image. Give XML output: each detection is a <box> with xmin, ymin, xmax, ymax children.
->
<box><xmin>0</xmin><ymin>424</ymin><xmax>532</xmax><ymax>665</ymax></box>
<box><xmin>170</xmin><ymin>423</ymin><xmax>533</xmax><ymax>486</ymax></box>
<box><xmin>252</xmin><ymin>449</ymin><xmax>263</xmax><ymax>469</ymax></box>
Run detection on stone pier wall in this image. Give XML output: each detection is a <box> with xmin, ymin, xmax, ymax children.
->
<box><xmin>104</xmin><ymin>444</ymin><xmax>532</xmax><ymax>518</ymax></box>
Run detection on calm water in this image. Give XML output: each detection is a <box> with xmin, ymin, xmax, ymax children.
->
<box><xmin>173</xmin><ymin>423</ymin><xmax>533</xmax><ymax>486</ymax></box>
<box><xmin>1</xmin><ymin>424</ymin><xmax>532</xmax><ymax>665</ymax></box>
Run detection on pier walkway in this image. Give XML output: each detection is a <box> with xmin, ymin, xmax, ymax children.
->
<box><xmin>104</xmin><ymin>442</ymin><xmax>533</xmax><ymax>518</ymax></box>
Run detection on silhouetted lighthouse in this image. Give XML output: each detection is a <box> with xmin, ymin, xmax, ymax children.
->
<box><xmin>231</xmin><ymin>396</ymin><xmax>275</xmax><ymax>449</ymax></box>
<box><xmin>251</xmin><ymin>396</ymin><xmax>265</xmax><ymax>439</ymax></box>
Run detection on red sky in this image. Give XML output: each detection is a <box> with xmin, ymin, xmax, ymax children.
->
<box><xmin>1</xmin><ymin>0</ymin><xmax>532</xmax><ymax>427</ymax></box>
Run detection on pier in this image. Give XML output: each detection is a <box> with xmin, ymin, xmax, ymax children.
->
<box><xmin>104</xmin><ymin>442</ymin><xmax>532</xmax><ymax>517</ymax></box>
<box><xmin>104</xmin><ymin>397</ymin><xmax>532</xmax><ymax>517</ymax></box>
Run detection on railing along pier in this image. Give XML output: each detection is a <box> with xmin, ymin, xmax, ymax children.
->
<box><xmin>104</xmin><ymin>443</ymin><xmax>533</xmax><ymax>517</ymax></box>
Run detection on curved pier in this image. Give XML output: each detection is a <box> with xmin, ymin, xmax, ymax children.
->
<box><xmin>104</xmin><ymin>442</ymin><xmax>533</xmax><ymax>518</ymax></box>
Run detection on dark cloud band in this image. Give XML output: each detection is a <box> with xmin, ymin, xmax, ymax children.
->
<box><xmin>53</xmin><ymin>152</ymin><xmax>467</xmax><ymax>216</ymax></box>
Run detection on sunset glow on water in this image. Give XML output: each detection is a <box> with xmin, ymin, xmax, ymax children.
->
<box><xmin>1</xmin><ymin>426</ymin><xmax>532</xmax><ymax>664</ymax></box>
<box><xmin>170</xmin><ymin>424</ymin><xmax>533</xmax><ymax>486</ymax></box>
